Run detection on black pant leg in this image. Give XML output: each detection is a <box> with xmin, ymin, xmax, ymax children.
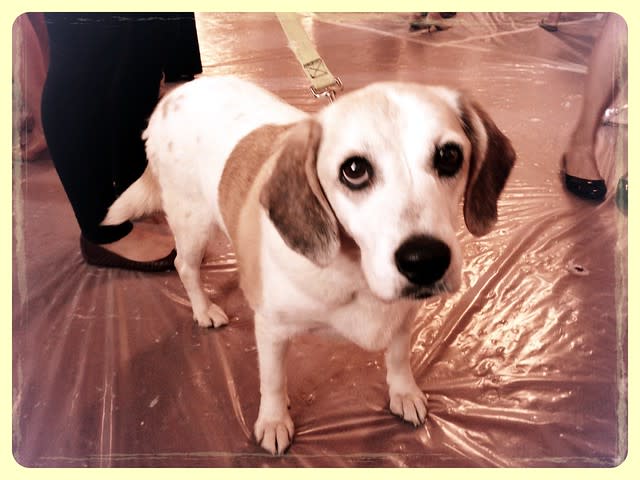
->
<box><xmin>163</xmin><ymin>13</ymin><xmax>203</xmax><ymax>82</ymax></box>
<box><xmin>41</xmin><ymin>13</ymin><xmax>167</xmax><ymax>244</ymax></box>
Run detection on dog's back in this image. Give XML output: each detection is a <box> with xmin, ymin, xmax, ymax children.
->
<box><xmin>145</xmin><ymin>76</ymin><xmax>307</xmax><ymax>232</ymax></box>
<box><xmin>104</xmin><ymin>76</ymin><xmax>306</xmax><ymax>233</ymax></box>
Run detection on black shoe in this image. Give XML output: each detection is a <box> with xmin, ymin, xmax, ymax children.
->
<box><xmin>80</xmin><ymin>236</ymin><xmax>176</xmax><ymax>272</ymax></box>
<box><xmin>561</xmin><ymin>156</ymin><xmax>607</xmax><ymax>202</ymax></box>
<box><xmin>539</xmin><ymin>20</ymin><xmax>558</xmax><ymax>32</ymax></box>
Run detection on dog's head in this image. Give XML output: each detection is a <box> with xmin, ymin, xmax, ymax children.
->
<box><xmin>260</xmin><ymin>82</ymin><xmax>516</xmax><ymax>302</ymax></box>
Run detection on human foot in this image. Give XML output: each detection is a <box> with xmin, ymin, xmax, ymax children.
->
<box><xmin>563</xmin><ymin>145</ymin><xmax>602</xmax><ymax>181</ymax></box>
<box><xmin>539</xmin><ymin>13</ymin><xmax>560</xmax><ymax>32</ymax></box>
<box><xmin>81</xmin><ymin>222</ymin><xmax>176</xmax><ymax>272</ymax></box>
<box><xmin>102</xmin><ymin>222</ymin><xmax>175</xmax><ymax>262</ymax></box>
<box><xmin>562</xmin><ymin>148</ymin><xmax>606</xmax><ymax>202</ymax></box>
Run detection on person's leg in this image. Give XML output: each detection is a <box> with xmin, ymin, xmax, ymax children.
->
<box><xmin>162</xmin><ymin>13</ymin><xmax>203</xmax><ymax>82</ymax></box>
<box><xmin>98</xmin><ymin>14</ymin><xmax>178</xmax><ymax>262</ymax></box>
<box><xmin>42</xmin><ymin>13</ymin><xmax>133</xmax><ymax>244</ymax></box>
<box><xmin>564</xmin><ymin>13</ymin><xmax>627</xmax><ymax>183</ymax></box>
<box><xmin>41</xmin><ymin>14</ymin><xmax>174</xmax><ymax>263</ymax></box>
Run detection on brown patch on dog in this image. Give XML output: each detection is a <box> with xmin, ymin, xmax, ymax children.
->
<box><xmin>219</xmin><ymin>124</ymin><xmax>291</xmax><ymax>244</ymax></box>
<box><xmin>219</xmin><ymin>124</ymin><xmax>292</xmax><ymax>308</ymax></box>
<box><xmin>459</xmin><ymin>98</ymin><xmax>516</xmax><ymax>236</ymax></box>
<box><xmin>234</xmin><ymin>187</ymin><xmax>264</xmax><ymax>308</ymax></box>
<box><xmin>218</xmin><ymin>125</ymin><xmax>290</xmax><ymax>309</ymax></box>
<box><xmin>259</xmin><ymin>119</ymin><xmax>340</xmax><ymax>267</ymax></box>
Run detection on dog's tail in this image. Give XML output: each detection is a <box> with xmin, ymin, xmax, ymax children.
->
<box><xmin>101</xmin><ymin>166</ymin><xmax>162</xmax><ymax>226</ymax></box>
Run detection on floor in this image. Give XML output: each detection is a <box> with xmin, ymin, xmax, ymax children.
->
<box><xmin>12</xmin><ymin>12</ymin><xmax>627</xmax><ymax>467</ymax></box>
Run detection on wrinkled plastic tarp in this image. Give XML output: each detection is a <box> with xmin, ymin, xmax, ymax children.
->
<box><xmin>12</xmin><ymin>12</ymin><xmax>627</xmax><ymax>467</ymax></box>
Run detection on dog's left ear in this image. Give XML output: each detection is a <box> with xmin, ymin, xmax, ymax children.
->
<box><xmin>458</xmin><ymin>97</ymin><xmax>516</xmax><ymax>236</ymax></box>
<box><xmin>260</xmin><ymin>119</ymin><xmax>340</xmax><ymax>266</ymax></box>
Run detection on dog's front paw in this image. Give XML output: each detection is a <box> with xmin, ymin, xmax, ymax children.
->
<box><xmin>254</xmin><ymin>413</ymin><xmax>295</xmax><ymax>455</ymax></box>
<box><xmin>389</xmin><ymin>388</ymin><xmax>428</xmax><ymax>426</ymax></box>
<box><xmin>193</xmin><ymin>302</ymin><xmax>229</xmax><ymax>328</ymax></box>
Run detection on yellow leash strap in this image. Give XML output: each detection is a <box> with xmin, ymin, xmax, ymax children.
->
<box><xmin>276</xmin><ymin>12</ymin><xmax>343</xmax><ymax>102</ymax></box>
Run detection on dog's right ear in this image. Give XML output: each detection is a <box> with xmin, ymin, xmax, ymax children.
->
<box><xmin>260</xmin><ymin>119</ymin><xmax>340</xmax><ymax>266</ymax></box>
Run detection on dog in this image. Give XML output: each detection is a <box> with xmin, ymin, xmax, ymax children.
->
<box><xmin>103</xmin><ymin>75</ymin><xmax>516</xmax><ymax>455</ymax></box>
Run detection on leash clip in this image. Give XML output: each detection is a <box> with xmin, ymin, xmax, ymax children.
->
<box><xmin>310</xmin><ymin>77</ymin><xmax>343</xmax><ymax>103</ymax></box>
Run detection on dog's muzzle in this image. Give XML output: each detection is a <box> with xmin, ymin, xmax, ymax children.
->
<box><xmin>395</xmin><ymin>234</ymin><xmax>451</xmax><ymax>298</ymax></box>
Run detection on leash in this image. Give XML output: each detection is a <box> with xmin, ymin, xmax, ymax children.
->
<box><xmin>276</xmin><ymin>13</ymin><xmax>343</xmax><ymax>102</ymax></box>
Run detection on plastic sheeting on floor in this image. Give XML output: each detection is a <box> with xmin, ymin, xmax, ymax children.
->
<box><xmin>12</xmin><ymin>12</ymin><xmax>627</xmax><ymax>467</ymax></box>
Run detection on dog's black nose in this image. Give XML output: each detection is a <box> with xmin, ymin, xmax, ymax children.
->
<box><xmin>395</xmin><ymin>235</ymin><xmax>451</xmax><ymax>286</ymax></box>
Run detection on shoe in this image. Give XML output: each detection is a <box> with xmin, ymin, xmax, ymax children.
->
<box><xmin>80</xmin><ymin>236</ymin><xmax>177</xmax><ymax>272</ymax></box>
<box><xmin>539</xmin><ymin>20</ymin><xmax>558</xmax><ymax>32</ymax></box>
<box><xmin>561</xmin><ymin>155</ymin><xmax>607</xmax><ymax>202</ymax></box>
<box><xmin>410</xmin><ymin>19</ymin><xmax>447</xmax><ymax>32</ymax></box>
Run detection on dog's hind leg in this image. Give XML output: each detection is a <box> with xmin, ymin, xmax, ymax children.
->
<box><xmin>168</xmin><ymin>213</ymin><xmax>229</xmax><ymax>328</ymax></box>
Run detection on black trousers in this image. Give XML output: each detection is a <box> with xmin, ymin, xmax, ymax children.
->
<box><xmin>41</xmin><ymin>13</ymin><xmax>202</xmax><ymax>244</ymax></box>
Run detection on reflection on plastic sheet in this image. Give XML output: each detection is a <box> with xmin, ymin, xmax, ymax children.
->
<box><xmin>13</xmin><ymin>12</ymin><xmax>626</xmax><ymax>467</ymax></box>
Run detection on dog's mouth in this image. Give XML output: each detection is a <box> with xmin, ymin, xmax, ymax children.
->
<box><xmin>401</xmin><ymin>281</ymin><xmax>451</xmax><ymax>300</ymax></box>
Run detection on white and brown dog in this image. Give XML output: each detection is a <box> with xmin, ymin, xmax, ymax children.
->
<box><xmin>104</xmin><ymin>76</ymin><xmax>516</xmax><ymax>454</ymax></box>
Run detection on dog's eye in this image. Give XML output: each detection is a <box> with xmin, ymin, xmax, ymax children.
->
<box><xmin>340</xmin><ymin>156</ymin><xmax>373</xmax><ymax>190</ymax></box>
<box><xmin>434</xmin><ymin>143</ymin><xmax>463</xmax><ymax>177</ymax></box>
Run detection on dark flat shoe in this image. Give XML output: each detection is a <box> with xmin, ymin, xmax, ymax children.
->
<box><xmin>539</xmin><ymin>20</ymin><xmax>558</xmax><ymax>32</ymax></box>
<box><xmin>561</xmin><ymin>155</ymin><xmax>607</xmax><ymax>202</ymax></box>
<box><xmin>564</xmin><ymin>173</ymin><xmax>607</xmax><ymax>202</ymax></box>
<box><xmin>80</xmin><ymin>236</ymin><xmax>176</xmax><ymax>272</ymax></box>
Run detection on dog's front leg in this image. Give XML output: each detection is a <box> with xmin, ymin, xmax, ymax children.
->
<box><xmin>253</xmin><ymin>314</ymin><xmax>294</xmax><ymax>455</ymax></box>
<box><xmin>384</xmin><ymin>320</ymin><xmax>428</xmax><ymax>426</ymax></box>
